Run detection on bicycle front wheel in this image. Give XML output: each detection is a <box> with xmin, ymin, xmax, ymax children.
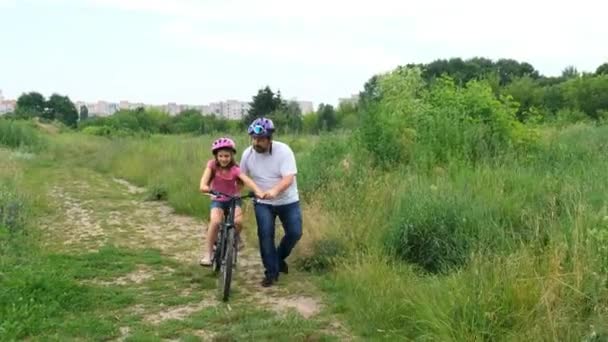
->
<box><xmin>220</xmin><ymin>228</ymin><xmax>235</xmax><ymax>301</ymax></box>
<box><xmin>213</xmin><ymin>227</ymin><xmax>225</xmax><ymax>273</ymax></box>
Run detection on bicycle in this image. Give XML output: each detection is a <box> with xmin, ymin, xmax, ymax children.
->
<box><xmin>208</xmin><ymin>190</ymin><xmax>256</xmax><ymax>301</ymax></box>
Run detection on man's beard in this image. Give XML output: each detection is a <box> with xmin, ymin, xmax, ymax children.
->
<box><xmin>253</xmin><ymin>145</ymin><xmax>268</xmax><ymax>153</ymax></box>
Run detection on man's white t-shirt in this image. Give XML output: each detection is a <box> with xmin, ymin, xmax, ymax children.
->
<box><xmin>240</xmin><ymin>141</ymin><xmax>299</xmax><ymax>206</ymax></box>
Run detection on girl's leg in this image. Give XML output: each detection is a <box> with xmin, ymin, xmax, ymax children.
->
<box><xmin>234</xmin><ymin>206</ymin><xmax>243</xmax><ymax>234</ymax></box>
<box><xmin>234</xmin><ymin>206</ymin><xmax>245</xmax><ymax>249</ymax></box>
<box><xmin>201</xmin><ymin>207</ymin><xmax>224</xmax><ymax>265</ymax></box>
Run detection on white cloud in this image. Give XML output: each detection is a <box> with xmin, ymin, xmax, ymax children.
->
<box><xmin>160</xmin><ymin>20</ymin><xmax>400</xmax><ymax>71</ymax></box>
<box><xmin>0</xmin><ymin>0</ymin><xmax>17</xmax><ymax>8</ymax></box>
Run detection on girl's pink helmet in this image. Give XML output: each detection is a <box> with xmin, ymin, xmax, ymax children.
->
<box><xmin>211</xmin><ymin>137</ymin><xmax>236</xmax><ymax>154</ymax></box>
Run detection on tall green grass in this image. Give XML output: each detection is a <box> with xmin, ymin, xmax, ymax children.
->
<box><xmin>0</xmin><ymin>119</ymin><xmax>43</xmax><ymax>149</ymax></box>
<box><xmin>302</xmin><ymin>123</ymin><xmax>608</xmax><ymax>339</ymax></box>
<box><xmin>31</xmin><ymin>122</ymin><xmax>608</xmax><ymax>339</ymax></box>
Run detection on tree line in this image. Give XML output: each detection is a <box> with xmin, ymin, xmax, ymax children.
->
<box><xmin>4</xmin><ymin>58</ymin><xmax>607</xmax><ymax>135</ymax></box>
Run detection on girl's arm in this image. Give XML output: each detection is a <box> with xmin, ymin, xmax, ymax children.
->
<box><xmin>237</xmin><ymin>172</ymin><xmax>264</xmax><ymax>198</ymax></box>
<box><xmin>199</xmin><ymin>166</ymin><xmax>213</xmax><ymax>193</ymax></box>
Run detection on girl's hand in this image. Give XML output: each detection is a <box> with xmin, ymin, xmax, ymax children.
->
<box><xmin>200</xmin><ymin>185</ymin><xmax>210</xmax><ymax>193</ymax></box>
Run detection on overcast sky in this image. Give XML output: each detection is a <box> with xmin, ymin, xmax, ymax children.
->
<box><xmin>1</xmin><ymin>0</ymin><xmax>606</xmax><ymax>106</ymax></box>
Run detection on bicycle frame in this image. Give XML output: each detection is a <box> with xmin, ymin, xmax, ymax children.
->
<box><xmin>207</xmin><ymin>190</ymin><xmax>256</xmax><ymax>301</ymax></box>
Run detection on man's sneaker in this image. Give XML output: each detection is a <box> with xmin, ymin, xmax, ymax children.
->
<box><xmin>279</xmin><ymin>260</ymin><xmax>289</xmax><ymax>274</ymax></box>
<box><xmin>261</xmin><ymin>275</ymin><xmax>278</xmax><ymax>287</ymax></box>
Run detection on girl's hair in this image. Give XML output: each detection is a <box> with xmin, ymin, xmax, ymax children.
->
<box><xmin>213</xmin><ymin>148</ymin><xmax>238</xmax><ymax>169</ymax></box>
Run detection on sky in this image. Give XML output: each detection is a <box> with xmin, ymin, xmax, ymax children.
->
<box><xmin>1</xmin><ymin>0</ymin><xmax>607</xmax><ymax>106</ymax></box>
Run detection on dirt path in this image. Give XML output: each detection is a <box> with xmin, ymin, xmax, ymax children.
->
<box><xmin>39</xmin><ymin>169</ymin><xmax>352</xmax><ymax>341</ymax></box>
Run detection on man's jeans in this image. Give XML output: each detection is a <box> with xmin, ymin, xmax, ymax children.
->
<box><xmin>254</xmin><ymin>201</ymin><xmax>303</xmax><ymax>279</ymax></box>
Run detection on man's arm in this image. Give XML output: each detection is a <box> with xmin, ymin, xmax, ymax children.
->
<box><xmin>264</xmin><ymin>146</ymin><xmax>297</xmax><ymax>199</ymax></box>
<box><xmin>264</xmin><ymin>174</ymin><xmax>295</xmax><ymax>199</ymax></box>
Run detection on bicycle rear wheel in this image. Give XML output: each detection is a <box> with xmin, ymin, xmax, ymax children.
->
<box><xmin>220</xmin><ymin>228</ymin><xmax>236</xmax><ymax>301</ymax></box>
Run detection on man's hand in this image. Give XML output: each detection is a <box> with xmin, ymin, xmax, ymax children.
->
<box><xmin>254</xmin><ymin>190</ymin><xmax>265</xmax><ymax>199</ymax></box>
<box><xmin>263</xmin><ymin>188</ymin><xmax>280</xmax><ymax>200</ymax></box>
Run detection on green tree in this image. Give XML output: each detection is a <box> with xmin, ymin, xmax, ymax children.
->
<box><xmin>336</xmin><ymin>102</ymin><xmax>359</xmax><ymax>129</ymax></box>
<box><xmin>47</xmin><ymin>94</ymin><xmax>78</xmax><ymax>127</ymax></box>
<box><xmin>170</xmin><ymin>109</ymin><xmax>204</xmax><ymax>133</ymax></box>
<box><xmin>539</xmin><ymin>85</ymin><xmax>565</xmax><ymax>115</ymax></box>
<box><xmin>359</xmin><ymin>75</ymin><xmax>380</xmax><ymax>108</ymax></box>
<box><xmin>270</xmin><ymin>101</ymin><xmax>302</xmax><ymax>134</ymax></box>
<box><xmin>502</xmin><ymin>76</ymin><xmax>542</xmax><ymax>121</ymax></box>
<box><xmin>596</xmin><ymin>62</ymin><xmax>608</xmax><ymax>75</ymax></box>
<box><xmin>317</xmin><ymin>103</ymin><xmax>337</xmax><ymax>131</ymax></box>
<box><xmin>420</xmin><ymin>57</ymin><xmax>538</xmax><ymax>86</ymax></box>
<box><xmin>562</xmin><ymin>75</ymin><xmax>608</xmax><ymax>120</ymax></box>
<box><xmin>16</xmin><ymin>92</ymin><xmax>46</xmax><ymax>118</ymax></box>
<box><xmin>561</xmin><ymin>65</ymin><xmax>579</xmax><ymax>79</ymax></box>
<box><xmin>244</xmin><ymin>86</ymin><xmax>284</xmax><ymax>124</ymax></box>
<box><xmin>79</xmin><ymin>105</ymin><xmax>89</xmax><ymax>122</ymax></box>
<box><xmin>302</xmin><ymin>112</ymin><xmax>319</xmax><ymax>134</ymax></box>
<box><xmin>495</xmin><ymin>58</ymin><xmax>539</xmax><ymax>85</ymax></box>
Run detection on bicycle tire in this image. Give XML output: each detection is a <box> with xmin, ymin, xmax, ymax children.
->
<box><xmin>233</xmin><ymin>234</ymin><xmax>238</xmax><ymax>269</ymax></box>
<box><xmin>213</xmin><ymin>226</ymin><xmax>225</xmax><ymax>273</ymax></box>
<box><xmin>220</xmin><ymin>228</ymin><xmax>235</xmax><ymax>301</ymax></box>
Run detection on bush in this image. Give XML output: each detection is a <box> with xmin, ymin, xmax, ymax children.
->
<box><xmin>561</xmin><ymin>74</ymin><xmax>608</xmax><ymax>120</ymax></box>
<box><xmin>81</xmin><ymin>125</ymin><xmax>149</xmax><ymax>138</ymax></box>
<box><xmin>419</xmin><ymin>77</ymin><xmax>538</xmax><ymax>162</ymax></box>
<box><xmin>356</xmin><ymin>68</ymin><xmax>539</xmax><ymax>168</ymax></box>
<box><xmin>356</xmin><ymin>67</ymin><xmax>425</xmax><ymax>168</ymax></box>
<box><xmin>296</xmin><ymin>238</ymin><xmax>346</xmax><ymax>272</ymax></box>
<box><xmin>554</xmin><ymin>108</ymin><xmax>590</xmax><ymax>125</ymax></box>
<box><xmin>385</xmin><ymin>188</ymin><xmax>475</xmax><ymax>274</ymax></box>
<box><xmin>145</xmin><ymin>184</ymin><xmax>168</xmax><ymax>201</ymax></box>
<box><xmin>81</xmin><ymin>125</ymin><xmax>113</xmax><ymax>136</ymax></box>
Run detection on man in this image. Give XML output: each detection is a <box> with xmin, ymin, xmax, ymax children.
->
<box><xmin>240</xmin><ymin>117</ymin><xmax>302</xmax><ymax>287</ymax></box>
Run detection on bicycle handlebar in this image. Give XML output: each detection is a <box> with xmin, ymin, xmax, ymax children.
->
<box><xmin>208</xmin><ymin>190</ymin><xmax>257</xmax><ymax>200</ymax></box>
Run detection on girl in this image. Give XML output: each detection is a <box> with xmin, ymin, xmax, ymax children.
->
<box><xmin>199</xmin><ymin>137</ymin><xmax>264</xmax><ymax>266</ymax></box>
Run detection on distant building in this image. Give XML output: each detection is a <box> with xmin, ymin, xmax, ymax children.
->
<box><xmin>167</xmin><ymin>102</ymin><xmax>180</xmax><ymax>116</ymax></box>
<box><xmin>224</xmin><ymin>100</ymin><xmax>250</xmax><ymax>120</ymax></box>
<box><xmin>207</xmin><ymin>102</ymin><xmax>222</xmax><ymax>116</ymax></box>
<box><xmin>296</xmin><ymin>101</ymin><xmax>314</xmax><ymax>114</ymax></box>
<box><xmin>108</xmin><ymin>103</ymin><xmax>119</xmax><ymax>114</ymax></box>
<box><xmin>287</xmin><ymin>98</ymin><xmax>314</xmax><ymax>114</ymax></box>
<box><xmin>0</xmin><ymin>99</ymin><xmax>16</xmax><ymax>115</ymax></box>
<box><xmin>0</xmin><ymin>89</ymin><xmax>11</xmax><ymax>115</ymax></box>
<box><xmin>206</xmin><ymin>100</ymin><xmax>250</xmax><ymax>119</ymax></box>
<box><xmin>179</xmin><ymin>104</ymin><xmax>204</xmax><ymax>113</ymax></box>
<box><xmin>97</xmin><ymin>101</ymin><xmax>110</xmax><ymax>116</ymax></box>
